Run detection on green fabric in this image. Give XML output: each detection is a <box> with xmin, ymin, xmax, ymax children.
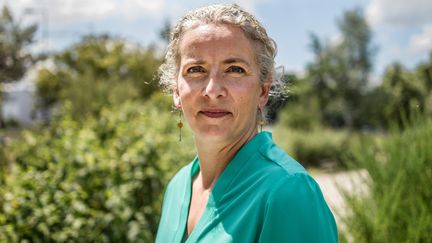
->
<box><xmin>156</xmin><ymin>132</ymin><xmax>338</xmax><ymax>243</ymax></box>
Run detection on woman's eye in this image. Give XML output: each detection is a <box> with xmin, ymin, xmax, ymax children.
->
<box><xmin>227</xmin><ymin>66</ymin><xmax>245</xmax><ymax>73</ymax></box>
<box><xmin>187</xmin><ymin>66</ymin><xmax>205</xmax><ymax>73</ymax></box>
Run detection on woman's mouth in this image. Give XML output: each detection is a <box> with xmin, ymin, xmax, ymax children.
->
<box><xmin>200</xmin><ymin>110</ymin><xmax>231</xmax><ymax>118</ymax></box>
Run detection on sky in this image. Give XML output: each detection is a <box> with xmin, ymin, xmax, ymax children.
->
<box><xmin>2</xmin><ymin>0</ymin><xmax>432</xmax><ymax>80</ymax></box>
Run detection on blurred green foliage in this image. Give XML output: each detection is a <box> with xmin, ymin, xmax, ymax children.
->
<box><xmin>380</xmin><ymin>61</ymin><xmax>432</xmax><ymax>126</ymax></box>
<box><xmin>0</xmin><ymin>93</ymin><xmax>194</xmax><ymax>242</ymax></box>
<box><xmin>339</xmin><ymin>116</ymin><xmax>432</xmax><ymax>242</ymax></box>
<box><xmin>0</xmin><ymin>140</ymin><xmax>7</xmax><ymax>183</ymax></box>
<box><xmin>272</xmin><ymin>8</ymin><xmax>432</xmax><ymax>170</ymax></box>
<box><xmin>273</xmin><ymin>121</ymin><xmax>364</xmax><ymax>169</ymax></box>
<box><xmin>35</xmin><ymin>35</ymin><xmax>162</xmax><ymax>121</ymax></box>
<box><xmin>307</xmin><ymin>8</ymin><xmax>376</xmax><ymax>128</ymax></box>
<box><xmin>304</xmin><ymin>8</ymin><xmax>432</xmax><ymax>130</ymax></box>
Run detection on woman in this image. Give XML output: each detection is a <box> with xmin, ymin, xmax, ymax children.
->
<box><xmin>156</xmin><ymin>4</ymin><xmax>337</xmax><ymax>243</ymax></box>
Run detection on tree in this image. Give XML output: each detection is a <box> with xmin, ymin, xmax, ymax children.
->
<box><xmin>415</xmin><ymin>51</ymin><xmax>432</xmax><ymax>113</ymax></box>
<box><xmin>306</xmin><ymin>8</ymin><xmax>376</xmax><ymax>128</ymax></box>
<box><xmin>381</xmin><ymin>62</ymin><xmax>426</xmax><ymax>125</ymax></box>
<box><xmin>0</xmin><ymin>5</ymin><xmax>37</xmax><ymax>127</ymax></box>
<box><xmin>158</xmin><ymin>18</ymin><xmax>171</xmax><ymax>44</ymax></box>
<box><xmin>359</xmin><ymin>54</ymin><xmax>432</xmax><ymax>129</ymax></box>
<box><xmin>35</xmin><ymin>34</ymin><xmax>162</xmax><ymax>121</ymax></box>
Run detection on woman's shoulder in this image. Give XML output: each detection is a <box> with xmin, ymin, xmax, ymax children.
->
<box><xmin>257</xmin><ymin>165</ymin><xmax>338</xmax><ymax>243</ymax></box>
<box><xmin>257</xmin><ymin>144</ymin><xmax>337</xmax><ymax>241</ymax></box>
<box><xmin>255</xmin><ymin>140</ymin><xmax>326</xmax><ymax>201</ymax></box>
<box><xmin>257</xmin><ymin>140</ymin><xmax>308</xmax><ymax>177</ymax></box>
<box><xmin>267</xmin><ymin>171</ymin><xmax>323</xmax><ymax>204</ymax></box>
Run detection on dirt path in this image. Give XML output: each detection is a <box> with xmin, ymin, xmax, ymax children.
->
<box><xmin>312</xmin><ymin>170</ymin><xmax>369</xmax><ymax>224</ymax></box>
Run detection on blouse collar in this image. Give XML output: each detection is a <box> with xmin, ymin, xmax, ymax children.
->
<box><xmin>190</xmin><ymin>132</ymin><xmax>273</xmax><ymax>204</ymax></box>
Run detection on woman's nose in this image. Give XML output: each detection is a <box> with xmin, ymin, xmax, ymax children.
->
<box><xmin>202</xmin><ymin>72</ymin><xmax>227</xmax><ymax>99</ymax></box>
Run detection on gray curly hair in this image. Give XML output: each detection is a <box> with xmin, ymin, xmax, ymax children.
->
<box><xmin>158</xmin><ymin>4</ymin><xmax>282</xmax><ymax>95</ymax></box>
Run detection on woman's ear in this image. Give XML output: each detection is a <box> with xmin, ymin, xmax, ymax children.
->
<box><xmin>259</xmin><ymin>76</ymin><xmax>272</xmax><ymax>107</ymax></box>
<box><xmin>173</xmin><ymin>87</ymin><xmax>181</xmax><ymax>108</ymax></box>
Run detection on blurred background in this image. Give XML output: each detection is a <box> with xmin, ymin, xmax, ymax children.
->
<box><xmin>0</xmin><ymin>0</ymin><xmax>431</xmax><ymax>242</ymax></box>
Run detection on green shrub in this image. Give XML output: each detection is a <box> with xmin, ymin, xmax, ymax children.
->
<box><xmin>0</xmin><ymin>143</ymin><xmax>5</xmax><ymax>184</ymax></box>
<box><xmin>272</xmin><ymin>125</ymin><xmax>358</xmax><ymax>168</ymax></box>
<box><xmin>340</xmin><ymin>116</ymin><xmax>432</xmax><ymax>242</ymax></box>
<box><xmin>276</xmin><ymin>103</ymin><xmax>321</xmax><ymax>131</ymax></box>
<box><xmin>35</xmin><ymin>35</ymin><xmax>162</xmax><ymax>122</ymax></box>
<box><xmin>0</xmin><ymin>93</ymin><xmax>194</xmax><ymax>242</ymax></box>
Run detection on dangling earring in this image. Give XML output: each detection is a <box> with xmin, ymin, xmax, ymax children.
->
<box><xmin>177</xmin><ymin>110</ymin><xmax>183</xmax><ymax>141</ymax></box>
<box><xmin>258</xmin><ymin>107</ymin><xmax>264</xmax><ymax>133</ymax></box>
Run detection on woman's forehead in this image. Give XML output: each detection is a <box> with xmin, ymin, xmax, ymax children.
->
<box><xmin>179</xmin><ymin>24</ymin><xmax>255</xmax><ymax>59</ymax></box>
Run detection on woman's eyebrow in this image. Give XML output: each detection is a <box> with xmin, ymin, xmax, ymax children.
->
<box><xmin>182</xmin><ymin>59</ymin><xmax>206</xmax><ymax>65</ymax></box>
<box><xmin>223</xmin><ymin>58</ymin><xmax>251</xmax><ymax>67</ymax></box>
<box><xmin>182</xmin><ymin>58</ymin><xmax>250</xmax><ymax>66</ymax></box>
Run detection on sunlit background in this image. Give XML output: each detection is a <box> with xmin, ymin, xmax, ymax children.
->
<box><xmin>0</xmin><ymin>0</ymin><xmax>431</xmax><ymax>242</ymax></box>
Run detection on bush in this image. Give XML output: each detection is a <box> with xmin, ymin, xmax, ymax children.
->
<box><xmin>272</xmin><ymin>125</ymin><xmax>358</xmax><ymax>168</ymax></box>
<box><xmin>276</xmin><ymin>103</ymin><xmax>321</xmax><ymax>131</ymax></box>
<box><xmin>340</xmin><ymin>116</ymin><xmax>432</xmax><ymax>242</ymax></box>
<box><xmin>0</xmin><ymin>93</ymin><xmax>194</xmax><ymax>242</ymax></box>
<box><xmin>0</xmin><ymin>140</ymin><xmax>6</xmax><ymax>184</ymax></box>
<box><xmin>35</xmin><ymin>35</ymin><xmax>162</xmax><ymax>122</ymax></box>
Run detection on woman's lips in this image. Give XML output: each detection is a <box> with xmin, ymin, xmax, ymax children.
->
<box><xmin>200</xmin><ymin>111</ymin><xmax>231</xmax><ymax>118</ymax></box>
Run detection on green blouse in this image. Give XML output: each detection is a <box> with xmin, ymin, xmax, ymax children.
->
<box><xmin>156</xmin><ymin>132</ymin><xmax>337</xmax><ymax>243</ymax></box>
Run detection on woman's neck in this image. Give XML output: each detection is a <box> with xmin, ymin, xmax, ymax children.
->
<box><xmin>194</xmin><ymin>129</ymin><xmax>258</xmax><ymax>190</ymax></box>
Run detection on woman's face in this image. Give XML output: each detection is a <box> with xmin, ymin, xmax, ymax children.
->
<box><xmin>174</xmin><ymin>23</ymin><xmax>271</xmax><ymax>143</ymax></box>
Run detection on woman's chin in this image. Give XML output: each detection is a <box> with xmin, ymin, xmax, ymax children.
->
<box><xmin>192</xmin><ymin>125</ymin><xmax>255</xmax><ymax>144</ymax></box>
<box><xmin>193</xmin><ymin>126</ymin><xmax>233</xmax><ymax>141</ymax></box>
